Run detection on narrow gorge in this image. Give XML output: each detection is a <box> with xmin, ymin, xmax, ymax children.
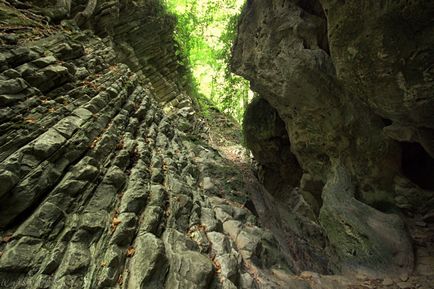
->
<box><xmin>0</xmin><ymin>1</ymin><xmax>433</xmax><ymax>289</ymax></box>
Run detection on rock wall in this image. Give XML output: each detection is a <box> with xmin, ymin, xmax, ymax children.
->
<box><xmin>24</xmin><ymin>0</ymin><xmax>194</xmax><ymax>108</ymax></box>
<box><xmin>0</xmin><ymin>1</ymin><xmax>307</xmax><ymax>289</ymax></box>
<box><xmin>233</xmin><ymin>0</ymin><xmax>434</xmax><ymax>277</ymax></box>
<box><xmin>1</xmin><ymin>0</ymin><xmax>433</xmax><ymax>287</ymax></box>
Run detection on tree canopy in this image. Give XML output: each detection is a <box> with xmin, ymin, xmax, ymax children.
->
<box><xmin>164</xmin><ymin>0</ymin><xmax>251</xmax><ymax>123</ymax></box>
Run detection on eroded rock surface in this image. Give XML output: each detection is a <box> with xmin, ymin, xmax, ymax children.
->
<box><xmin>233</xmin><ymin>0</ymin><xmax>434</xmax><ymax>278</ymax></box>
<box><xmin>0</xmin><ymin>1</ymin><xmax>309</xmax><ymax>288</ymax></box>
<box><xmin>1</xmin><ymin>0</ymin><xmax>434</xmax><ymax>288</ymax></box>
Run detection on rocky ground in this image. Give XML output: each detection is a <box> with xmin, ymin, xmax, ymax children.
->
<box><xmin>0</xmin><ymin>2</ymin><xmax>308</xmax><ymax>288</ymax></box>
<box><xmin>233</xmin><ymin>0</ymin><xmax>434</xmax><ymax>287</ymax></box>
<box><xmin>206</xmin><ymin>113</ymin><xmax>434</xmax><ymax>289</ymax></box>
<box><xmin>0</xmin><ymin>1</ymin><xmax>433</xmax><ymax>289</ymax></box>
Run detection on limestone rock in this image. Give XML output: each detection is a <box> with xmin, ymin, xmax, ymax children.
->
<box><xmin>232</xmin><ymin>0</ymin><xmax>434</xmax><ymax>277</ymax></box>
<box><xmin>0</xmin><ymin>4</ymin><xmax>295</xmax><ymax>287</ymax></box>
<box><xmin>319</xmin><ymin>163</ymin><xmax>413</xmax><ymax>276</ymax></box>
<box><xmin>0</xmin><ymin>1</ymin><xmax>433</xmax><ymax>288</ymax></box>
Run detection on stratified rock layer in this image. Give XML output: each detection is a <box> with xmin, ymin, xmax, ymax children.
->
<box><xmin>0</xmin><ymin>1</ymin><xmax>308</xmax><ymax>288</ymax></box>
<box><xmin>1</xmin><ymin>0</ymin><xmax>434</xmax><ymax>288</ymax></box>
<box><xmin>232</xmin><ymin>0</ymin><xmax>434</xmax><ymax>277</ymax></box>
<box><xmin>0</xmin><ymin>1</ymin><xmax>308</xmax><ymax>289</ymax></box>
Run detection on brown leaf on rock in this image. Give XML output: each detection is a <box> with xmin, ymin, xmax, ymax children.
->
<box><xmin>113</xmin><ymin>217</ymin><xmax>121</xmax><ymax>225</ymax></box>
<box><xmin>2</xmin><ymin>234</ymin><xmax>13</xmax><ymax>243</ymax></box>
<box><xmin>211</xmin><ymin>256</ymin><xmax>221</xmax><ymax>274</ymax></box>
<box><xmin>117</xmin><ymin>274</ymin><xmax>123</xmax><ymax>285</ymax></box>
<box><xmin>127</xmin><ymin>246</ymin><xmax>135</xmax><ymax>257</ymax></box>
<box><xmin>89</xmin><ymin>135</ymin><xmax>101</xmax><ymax>149</ymax></box>
<box><xmin>111</xmin><ymin>216</ymin><xmax>122</xmax><ymax>231</ymax></box>
<box><xmin>24</xmin><ymin>116</ymin><xmax>37</xmax><ymax>124</ymax></box>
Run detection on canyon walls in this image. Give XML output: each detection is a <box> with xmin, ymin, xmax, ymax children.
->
<box><xmin>0</xmin><ymin>0</ymin><xmax>433</xmax><ymax>288</ymax></box>
<box><xmin>0</xmin><ymin>1</ymin><xmax>302</xmax><ymax>288</ymax></box>
<box><xmin>233</xmin><ymin>0</ymin><xmax>434</xmax><ymax>276</ymax></box>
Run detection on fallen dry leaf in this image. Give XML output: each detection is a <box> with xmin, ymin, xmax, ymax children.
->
<box><xmin>2</xmin><ymin>234</ymin><xmax>12</xmax><ymax>243</ymax></box>
<box><xmin>24</xmin><ymin>116</ymin><xmax>37</xmax><ymax>124</ymax></box>
<box><xmin>211</xmin><ymin>256</ymin><xmax>221</xmax><ymax>274</ymax></box>
<box><xmin>111</xmin><ymin>216</ymin><xmax>122</xmax><ymax>231</ymax></box>
<box><xmin>112</xmin><ymin>217</ymin><xmax>121</xmax><ymax>226</ymax></box>
<box><xmin>117</xmin><ymin>274</ymin><xmax>123</xmax><ymax>285</ymax></box>
<box><xmin>127</xmin><ymin>246</ymin><xmax>135</xmax><ymax>257</ymax></box>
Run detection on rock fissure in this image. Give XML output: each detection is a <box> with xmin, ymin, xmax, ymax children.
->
<box><xmin>0</xmin><ymin>0</ymin><xmax>433</xmax><ymax>289</ymax></box>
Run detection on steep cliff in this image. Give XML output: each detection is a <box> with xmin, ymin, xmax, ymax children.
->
<box><xmin>0</xmin><ymin>1</ymin><xmax>300</xmax><ymax>288</ymax></box>
<box><xmin>233</xmin><ymin>0</ymin><xmax>434</xmax><ymax>279</ymax></box>
<box><xmin>1</xmin><ymin>0</ymin><xmax>433</xmax><ymax>288</ymax></box>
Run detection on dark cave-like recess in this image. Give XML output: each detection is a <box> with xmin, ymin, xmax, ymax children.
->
<box><xmin>401</xmin><ymin>141</ymin><xmax>434</xmax><ymax>191</ymax></box>
<box><xmin>243</xmin><ymin>97</ymin><xmax>303</xmax><ymax>197</ymax></box>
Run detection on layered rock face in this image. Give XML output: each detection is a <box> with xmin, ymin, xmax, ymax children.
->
<box><xmin>0</xmin><ymin>1</ymin><xmax>304</xmax><ymax>289</ymax></box>
<box><xmin>30</xmin><ymin>0</ymin><xmax>193</xmax><ymax>107</ymax></box>
<box><xmin>1</xmin><ymin>0</ymin><xmax>434</xmax><ymax>288</ymax></box>
<box><xmin>233</xmin><ymin>0</ymin><xmax>434</xmax><ymax>277</ymax></box>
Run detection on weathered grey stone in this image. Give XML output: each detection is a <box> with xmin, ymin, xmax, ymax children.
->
<box><xmin>0</xmin><ymin>169</ymin><xmax>19</xmax><ymax>199</ymax></box>
<box><xmin>110</xmin><ymin>213</ymin><xmax>137</xmax><ymax>246</ymax></box>
<box><xmin>51</xmin><ymin>42</ymin><xmax>84</xmax><ymax>61</ymax></box>
<box><xmin>189</xmin><ymin>229</ymin><xmax>210</xmax><ymax>253</ymax></box>
<box><xmin>72</xmin><ymin>107</ymin><xmax>93</xmax><ymax>121</ymax></box>
<box><xmin>53</xmin><ymin>116</ymin><xmax>83</xmax><ymax>138</ymax></box>
<box><xmin>40</xmin><ymin>242</ymin><xmax>67</xmax><ymax>274</ymax></box>
<box><xmin>0</xmin><ymin>78</ymin><xmax>28</xmax><ymax>94</ymax></box>
<box><xmin>2</xmin><ymin>68</ymin><xmax>21</xmax><ymax>78</ymax></box>
<box><xmin>139</xmin><ymin>206</ymin><xmax>163</xmax><ymax>234</ymax></box>
<box><xmin>0</xmin><ymin>1</ymin><xmax>430</xmax><ymax>288</ymax></box>
<box><xmin>236</xmin><ymin>228</ymin><xmax>262</xmax><ymax>260</ymax></box>
<box><xmin>216</xmin><ymin>253</ymin><xmax>239</xmax><ymax>283</ymax></box>
<box><xmin>167</xmin><ymin>193</ymin><xmax>193</xmax><ymax>231</ymax></box>
<box><xmin>163</xmin><ymin>228</ymin><xmax>214</xmax><ymax>289</ymax></box>
<box><xmin>32</xmin><ymin>56</ymin><xmax>57</xmax><ymax>68</ymax></box>
<box><xmin>94</xmin><ymin>245</ymin><xmax>124</xmax><ymax>288</ymax></box>
<box><xmin>200</xmin><ymin>208</ymin><xmax>220</xmax><ymax>232</ymax></box>
<box><xmin>320</xmin><ymin>163</ymin><xmax>414</xmax><ymax>276</ymax></box>
<box><xmin>0</xmin><ymin>237</ymin><xmax>43</xmax><ymax>272</ymax></box>
<box><xmin>56</xmin><ymin>241</ymin><xmax>90</xmax><ymax>275</ymax></box>
<box><xmin>25</xmin><ymin>64</ymin><xmax>72</xmax><ymax>93</ymax></box>
<box><xmin>0</xmin><ymin>161</ymin><xmax>63</xmax><ymax>228</ymax></box>
<box><xmin>232</xmin><ymin>0</ymin><xmax>433</xmax><ymax>277</ymax></box>
<box><xmin>32</xmin><ymin>129</ymin><xmax>67</xmax><ymax>160</ymax></box>
<box><xmin>0</xmin><ymin>92</ymin><xmax>28</xmax><ymax>105</ymax></box>
<box><xmin>207</xmin><ymin>232</ymin><xmax>232</xmax><ymax>255</ymax></box>
<box><xmin>85</xmin><ymin>183</ymin><xmax>120</xmax><ymax>212</ymax></box>
<box><xmin>79</xmin><ymin>211</ymin><xmax>107</xmax><ymax>233</ymax></box>
<box><xmin>321</xmin><ymin>0</ymin><xmax>434</xmax><ymax>129</ymax></box>
<box><xmin>244</xmin><ymin>97</ymin><xmax>302</xmax><ymax>197</ymax></box>
<box><xmin>223</xmin><ymin>220</ymin><xmax>242</xmax><ymax>241</ymax></box>
<box><xmin>119</xmin><ymin>180</ymin><xmax>148</xmax><ymax>213</ymax></box>
<box><xmin>14</xmin><ymin>202</ymin><xmax>64</xmax><ymax>239</ymax></box>
<box><xmin>128</xmin><ymin>233</ymin><xmax>168</xmax><ymax>289</ymax></box>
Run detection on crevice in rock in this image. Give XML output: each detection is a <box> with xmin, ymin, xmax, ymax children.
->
<box><xmin>381</xmin><ymin>117</ymin><xmax>393</xmax><ymax>127</ymax></box>
<box><xmin>243</xmin><ymin>97</ymin><xmax>303</xmax><ymax>198</ymax></box>
<box><xmin>1</xmin><ymin>1</ymin><xmax>434</xmax><ymax>287</ymax></box>
<box><xmin>295</xmin><ymin>0</ymin><xmax>330</xmax><ymax>55</ymax></box>
<box><xmin>295</xmin><ymin>0</ymin><xmax>325</xmax><ymax>18</ymax></box>
<box><xmin>401</xmin><ymin>141</ymin><xmax>434</xmax><ymax>191</ymax></box>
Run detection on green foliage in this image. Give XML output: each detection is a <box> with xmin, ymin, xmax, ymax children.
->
<box><xmin>164</xmin><ymin>0</ymin><xmax>250</xmax><ymax>123</ymax></box>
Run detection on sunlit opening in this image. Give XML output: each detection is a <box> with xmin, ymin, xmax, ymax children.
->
<box><xmin>164</xmin><ymin>0</ymin><xmax>252</xmax><ymax>123</ymax></box>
